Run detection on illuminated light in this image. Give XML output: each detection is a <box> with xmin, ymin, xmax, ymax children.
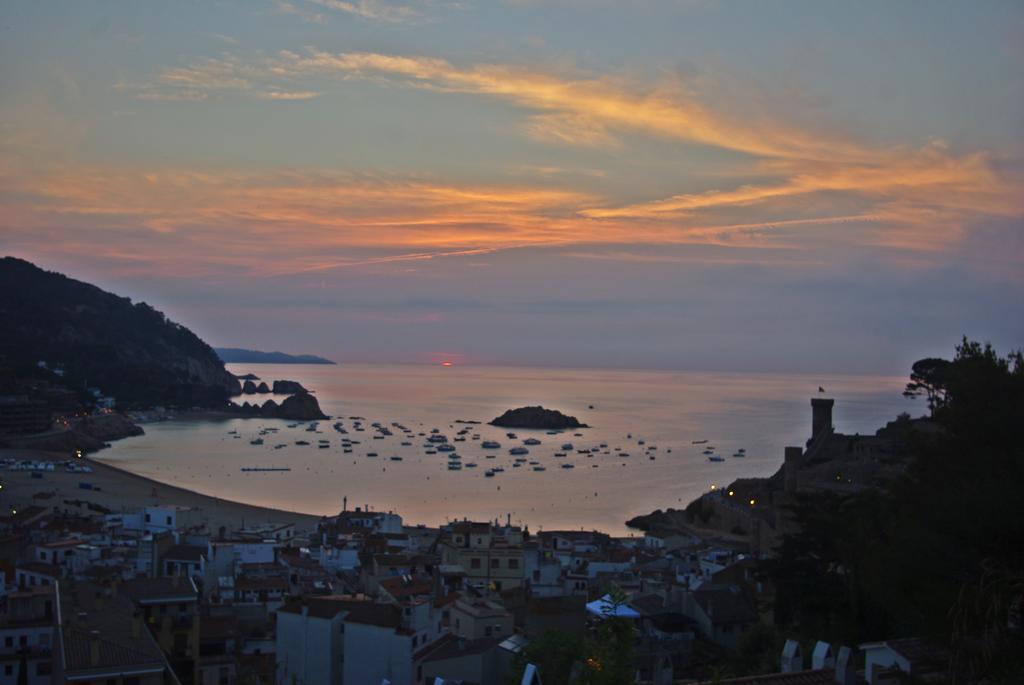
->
<box><xmin>728</xmin><ymin>490</ymin><xmax>734</xmax><ymax>496</ymax></box>
<box><xmin>749</xmin><ymin>499</ymin><xmax>756</xmax><ymax>506</ymax></box>
<box><xmin>441</xmin><ymin>361</ymin><xmax>454</xmax><ymax>367</ymax></box>
<box><xmin>710</xmin><ymin>484</ymin><xmax>717</xmax><ymax>491</ymax></box>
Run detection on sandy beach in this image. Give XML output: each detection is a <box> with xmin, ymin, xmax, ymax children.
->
<box><xmin>1</xmin><ymin>448</ymin><xmax>322</xmax><ymax>532</ymax></box>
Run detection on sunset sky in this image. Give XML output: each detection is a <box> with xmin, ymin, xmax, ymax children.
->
<box><xmin>2</xmin><ymin>1</ymin><xmax>1022</xmax><ymax>373</ymax></box>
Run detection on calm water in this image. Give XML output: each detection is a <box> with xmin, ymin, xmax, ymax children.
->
<box><xmin>97</xmin><ymin>363</ymin><xmax>911</xmax><ymax>535</ymax></box>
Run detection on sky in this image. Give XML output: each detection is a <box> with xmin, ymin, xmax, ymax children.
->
<box><xmin>1</xmin><ymin>1</ymin><xmax>1022</xmax><ymax>374</ymax></box>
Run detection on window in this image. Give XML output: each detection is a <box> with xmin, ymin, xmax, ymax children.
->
<box><xmin>485</xmin><ymin>626</ymin><xmax>492</xmax><ymax>637</ymax></box>
<box><xmin>470</xmin><ymin>558</ymin><xmax>481</xmax><ymax>570</ymax></box>
<box><xmin>532</xmin><ymin>570</ymin><xmax>540</xmax><ymax>581</ymax></box>
<box><xmin>490</xmin><ymin>558</ymin><xmax>499</xmax><ymax>569</ymax></box>
<box><xmin>36</xmin><ymin>661</ymin><xmax>52</xmax><ymax>676</ymax></box>
<box><xmin>166</xmin><ymin>516</ymin><xmax>172</xmax><ymax>525</ymax></box>
<box><xmin>145</xmin><ymin>513</ymin><xmax>151</xmax><ymax>522</ymax></box>
<box><xmin>412</xmin><ymin>635</ymin><xmax>418</xmax><ymax>647</ymax></box>
<box><xmin>4</xmin><ymin>636</ymin><xmax>12</xmax><ymax>647</ymax></box>
<box><xmin>3</xmin><ymin>664</ymin><xmax>11</xmax><ymax>676</ymax></box>
<box><xmin>508</xmin><ymin>559</ymin><xmax>519</xmax><ymax>569</ymax></box>
<box><xmin>19</xmin><ymin>635</ymin><xmax>27</xmax><ymax>646</ymax></box>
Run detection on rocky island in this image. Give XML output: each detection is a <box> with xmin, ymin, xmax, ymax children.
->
<box><xmin>489</xmin><ymin>406</ymin><xmax>587</xmax><ymax>429</ymax></box>
<box><xmin>231</xmin><ymin>390</ymin><xmax>328</xmax><ymax>420</ymax></box>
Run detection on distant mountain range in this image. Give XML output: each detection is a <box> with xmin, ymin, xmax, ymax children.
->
<box><xmin>215</xmin><ymin>348</ymin><xmax>336</xmax><ymax>365</ymax></box>
<box><xmin>0</xmin><ymin>256</ymin><xmax>240</xmax><ymax>408</ymax></box>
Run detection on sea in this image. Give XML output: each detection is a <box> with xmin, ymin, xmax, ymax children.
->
<box><xmin>95</xmin><ymin>363</ymin><xmax>912</xmax><ymax>536</ymax></box>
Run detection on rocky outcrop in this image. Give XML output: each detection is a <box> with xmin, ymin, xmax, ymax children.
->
<box><xmin>255</xmin><ymin>382</ymin><xmax>270</xmax><ymax>393</ymax></box>
<box><xmin>228</xmin><ymin>391</ymin><xmax>327</xmax><ymax>421</ymax></box>
<box><xmin>242</xmin><ymin>380</ymin><xmax>258</xmax><ymax>394</ymax></box>
<box><xmin>272</xmin><ymin>380</ymin><xmax>308</xmax><ymax>394</ymax></box>
<box><xmin>276</xmin><ymin>392</ymin><xmax>328</xmax><ymax>420</ymax></box>
<box><xmin>2</xmin><ymin>412</ymin><xmax>144</xmax><ymax>454</ymax></box>
<box><xmin>236</xmin><ymin>373</ymin><xmax>260</xmax><ymax>381</ymax></box>
<box><xmin>489</xmin><ymin>406</ymin><xmax>588</xmax><ymax>429</ymax></box>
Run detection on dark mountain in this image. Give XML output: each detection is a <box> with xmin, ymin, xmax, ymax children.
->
<box><xmin>0</xmin><ymin>256</ymin><xmax>240</xmax><ymax>408</ymax></box>
<box><xmin>215</xmin><ymin>348</ymin><xmax>335</xmax><ymax>365</ymax></box>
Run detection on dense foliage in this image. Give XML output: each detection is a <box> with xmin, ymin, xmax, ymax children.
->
<box><xmin>0</xmin><ymin>257</ymin><xmax>239</xmax><ymax>408</ymax></box>
<box><xmin>509</xmin><ymin>588</ymin><xmax>635</xmax><ymax>684</ymax></box>
<box><xmin>763</xmin><ymin>339</ymin><xmax>1024</xmax><ymax>682</ymax></box>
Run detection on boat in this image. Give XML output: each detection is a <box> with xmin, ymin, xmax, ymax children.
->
<box><xmin>554</xmin><ymin>453</ymin><xmax>566</xmax><ymax>458</ymax></box>
<box><xmin>367</xmin><ymin>452</ymin><xmax>378</xmax><ymax>457</ymax></box>
<box><xmin>343</xmin><ymin>448</ymin><xmax>352</xmax><ymax>453</ymax></box>
<box><xmin>319</xmin><ymin>444</ymin><xmax>330</xmax><ymax>449</ymax></box>
<box><xmin>390</xmin><ymin>456</ymin><xmax>403</xmax><ymax>461</ymax></box>
<box><xmin>524</xmin><ymin>438</ymin><xmax>541</xmax><ymax>446</ymax></box>
<box><xmin>481</xmin><ymin>440</ymin><xmax>501</xmax><ymax>449</ymax></box>
<box><xmin>485</xmin><ymin>470</ymin><xmax>495</xmax><ymax>478</ymax></box>
<box><xmin>464</xmin><ymin>462</ymin><xmax>478</xmax><ymax>468</ymax></box>
<box><xmin>437</xmin><ymin>444</ymin><xmax>456</xmax><ymax>452</ymax></box>
<box><xmin>401</xmin><ymin>441</ymin><xmax>412</xmax><ymax>446</ymax></box>
<box><xmin>485</xmin><ymin>455</ymin><xmax>496</xmax><ymax>459</ymax></box>
<box><xmin>732</xmin><ymin>451</ymin><xmax>746</xmax><ymax>458</ymax></box>
<box><xmin>250</xmin><ymin>438</ymin><xmax>264</xmax><ymax>445</ymax></box>
<box><xmin>447</xmin><ymin>463</ymin><xmax>462</xmax><ymax>471</ymax></box>
<box><xmin>638</xmin><ymin>439</ymin><xmax>645</xmax><ymax>445</ymax></box>
<box><xmin>241</xmin><ymin>467</ymin><xmax>291</xmax><ymax>472</ymax></box>
<box><xmin>532</xmin><ymin>466</ymin><xmax>547</xmax><ymax>472</ymax></box>
<box><xmin>295</xmin><ymin>440</ymin><xmax>310</xmax><ymax>446</ymax></box>
<box><xmin>509</xmin><ymin>447</ymin><xmax>529</xmax><ymax>456</ymax></box>
<box><xmin>428</xmin><ymin>434</ymin><xmax>448</xmax><ymax>443</ymax></box>
<box><xmin>506</xmin><ymin>433</ymin><xmax>517</xmax><ymax>439</ymax></box>
<box><xmin>708</xmin><ymin>456</ymin><xmax>725</xmax><ymax>462</ymax></box>
<box><xmin>561</xmin><ymin>443</ymin><xmax>574</xmax><ymax>450</ymax></box>
<box><xmin>561</xmin><ymin>463</ymin><xmax>575</xmax><ymax>469</ymax></box>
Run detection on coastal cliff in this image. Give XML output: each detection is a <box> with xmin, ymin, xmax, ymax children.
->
<box><xmin>0</xmin><ymin>257</ymin><xmax>240</xmax><ymax>408</ymax></box>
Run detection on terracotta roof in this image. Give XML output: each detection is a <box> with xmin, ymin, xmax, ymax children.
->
<box><xmin>235</xmin><ymin>576</ymin><xmax>288</xmax><ymax>592</ymax></box>
<box><xmin>379</xmin><ymin>575</ymin><xmax>433</xmax><ymax>599</ymax></box>
<box><xmin>420</xmin><ymin>634</ymin><xmax>501</xmax><ymax>662</ymax></box>
<box><xmin>59</xmin><ymin>586</ymin><xmax>168</xmax><ymax>678</ymax></box>
<box><xmin>884</xmin><ymin>637</ymin><xmax>948</xmax><ymax>670</ymax></box>
<box><xmin>699</xmin><ymin>670</ymin><xmax>837</xmax><ymax>685</ymax></box>
<box><xmin>119</xmin><ymin>576</ymin><xmax>197</xmax><ymax>604</ymax></box>
<box><xmin>16</xmin><ymin>561</ymin><xmax>61</xmax><ymax>577</ymax></box>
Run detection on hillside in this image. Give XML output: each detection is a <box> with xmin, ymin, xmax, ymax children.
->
<box><xmin>215</xmin><ymin>347</ymin><xmax>335</xmax><ymax>365</ymax></box>
<box><xmin>0</xmin><ymin>257</ymin><xmax>240</xmax><ymax>408</ymax></box>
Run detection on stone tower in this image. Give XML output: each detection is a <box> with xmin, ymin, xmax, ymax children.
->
<box><xmin>811</xmin><ymin>397</ymin><xmax>834</xmax><ymax>440</ymax></box>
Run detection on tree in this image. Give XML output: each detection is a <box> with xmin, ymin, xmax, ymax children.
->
<box><xmin>902</xmin><ymin>357</ymin><xmax>952</xmax><ymax>414</ymax></box>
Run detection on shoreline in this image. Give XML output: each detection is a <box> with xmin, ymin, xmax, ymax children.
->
<box><xmin>2</xmin><ymin>447</ymin><xmax>322</xmax><ymax>531</ymax></box>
